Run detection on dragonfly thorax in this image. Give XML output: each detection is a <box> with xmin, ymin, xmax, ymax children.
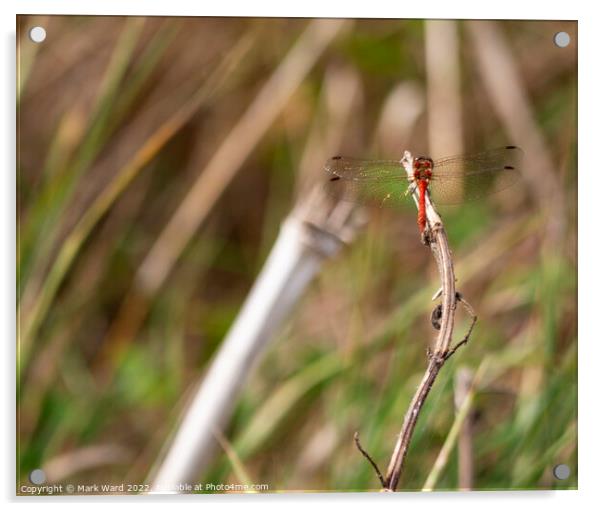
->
<box><xmin>413</xmin><ymin>156</ymin><xmax>433</xmax><ymax>182</ymax></box>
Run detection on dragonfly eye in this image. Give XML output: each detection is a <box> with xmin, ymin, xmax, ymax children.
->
<box><xmin>415</xmin><ymin>156</ymin><xmax>433</xmax><ymax>169</ymax></box>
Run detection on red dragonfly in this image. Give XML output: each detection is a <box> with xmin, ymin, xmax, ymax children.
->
<box><xmin>325</xmin><ymin>145</ymin><xmax>523</xmax><ymax>232</ymax></box>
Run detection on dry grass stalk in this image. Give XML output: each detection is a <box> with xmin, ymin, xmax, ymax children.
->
<box><xmin>456</xmin><ymin>367</ymin><xmax>475</xmax><ymax>490</ymax></box>
<box><xmin>99</xmin><ymin>20</ymin><xmax>348</xmax><ymax>375</ymax></box>
<box><xmin>466</xmin><ymin>20</ymin><xmax>565</xmax><ymax>242</ymax></box>
<box><xmin>422</xmin><ymin>364</ymin><xmax>484</xmax><ymax>491</ymax></box>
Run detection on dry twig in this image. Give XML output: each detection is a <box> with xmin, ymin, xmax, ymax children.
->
<box><xmin>354</xmin><ymin>151</ymin><xmax>477</xmax><ymax>491</ymax></box>
<box><xmin>354</xmin><ymin>432</ymin><xmax>385</xmax><ymax>488</ymax></box>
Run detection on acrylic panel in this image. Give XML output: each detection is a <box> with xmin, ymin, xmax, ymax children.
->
<box><xmin>17</xmin><ymin>16</ymin><xmax>577</xmax><ymax>495</ymax></box>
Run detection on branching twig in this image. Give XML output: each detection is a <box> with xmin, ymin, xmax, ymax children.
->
<box><xmin>445</xmin><ymin>295</ymin><xmax>477</xmax><ymax>361</ymax></box>
<box><xmin>377</xmin><ymin>151</ymin><xmax>477</xmax><ymax>491</ymax></box>
<box><xmin>353</xmin><ymin>432</ymin><xmax>386</xmax><ymax>488</ymax></box>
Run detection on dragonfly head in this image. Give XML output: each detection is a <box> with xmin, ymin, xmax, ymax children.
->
<box><xmin>413</xmin><ymin>156</ymin><xmax>434</xmax><ymax>181</ymax></box>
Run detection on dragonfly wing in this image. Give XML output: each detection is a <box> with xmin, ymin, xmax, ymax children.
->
<box><xmin>325</xmin><ymin>157</ymin><xmax>406</xmax><ymax>180</ymax></box>
<box><xmin>324</xmin><ymin>157</ymin><xmax>413</xmax><ymax>208</ymax></box>
<box><xmin>431</xmin><ymin>146</ymin><xmax>523</xmax><ymax>176</ymax></box>
<box><xmin>428</xmin><ymin>167</ymin><xmax>522</xmax><ymax>205</ymax></box>
<box><xmin>429</xmin><ymin>146</ymin><xmax>523</xmax><ymax>205</ymax></box>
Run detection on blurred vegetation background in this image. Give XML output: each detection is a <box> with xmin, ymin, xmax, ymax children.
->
<box><xmin>17</xmin><ymin>16</ymin><xmax>576</xmax><ymax>492</ymax></box>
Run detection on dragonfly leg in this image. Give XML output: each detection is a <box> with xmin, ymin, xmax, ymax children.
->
<box><xmin>380</xmin><ymin>192</ymin><xmax>393</xmax><ymax>208</ymax></box>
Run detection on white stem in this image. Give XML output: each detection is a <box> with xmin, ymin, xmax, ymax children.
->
<box><xmin>150</xmin><ymin>194</ymin><xmax>362</xmax><ymax>492</ymax></box>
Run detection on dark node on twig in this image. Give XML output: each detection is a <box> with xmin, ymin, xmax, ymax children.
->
<box><xmin>429</xmin><ymin>291</ymin><xmax>477</xmax><ymax>361</ymax></box>
<box><xmin>353</xmin><ymin>432</ymin><xmax>386</xmax><ymax>488</ymax></box>
<box><xmin>432</xmin><ymin>292</ymin><xmax>463</xmax><ymax>331</ymax></box>
<box><xmin>426</xmin><ymin>347</ymin><xmax>442</xmax><ymax>364</ymax></box>
<box><xmin>329</xmin><ymin>176</ymin><xmax>341</xmax><ymax>181</ymax></box>
<box><xmin>431</xmin><ymin>304</ymin><xmax>442</xmax><ymax>331</ymax></box>
<box><xmin>443</xmin><ymin>296</ymin><xmax>478</xmax><ymax>361</ymax></box>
